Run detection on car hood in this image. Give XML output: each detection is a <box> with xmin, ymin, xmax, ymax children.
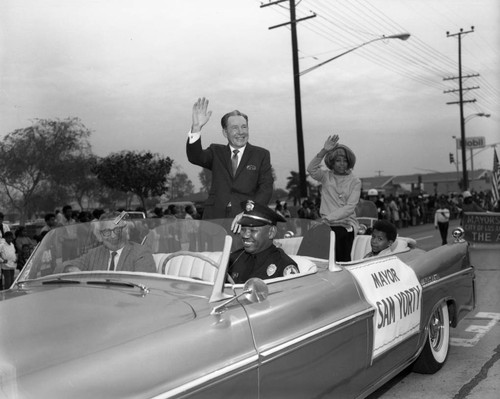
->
<box><xmin>0</xmin><ymin>283</ymin><xmax>196</xmax><ymax>380</ymax></box>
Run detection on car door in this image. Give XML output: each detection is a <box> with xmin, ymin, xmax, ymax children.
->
<box><xmin>236</xmin><ymin>269</ymin><xmax>373</xmax><ymax>399</ymax></box>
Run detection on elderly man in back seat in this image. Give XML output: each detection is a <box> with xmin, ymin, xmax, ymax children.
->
<box><xmin>228</xmin><ymin>201</ymin><xmax>299</xmax><ymax>284</ymax></box>
<box><xmin>65</xmin><ymin>211</ymin><xmax>156</xmax><ymax>273</ymax></box>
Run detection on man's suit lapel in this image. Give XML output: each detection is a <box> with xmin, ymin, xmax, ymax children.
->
<box><xmin>116</xmin><ymin>244</ymin><xmax>131</xmax><ymax>271</ymax></box>
<box><xmin>224</xmin><ymin>145</ymin><xmax>234</xmax><ymax>178</ymax></box>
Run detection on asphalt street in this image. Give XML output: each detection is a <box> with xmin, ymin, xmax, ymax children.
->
<box><xmin>367</xmin><ymin>220</ymin><xmax>499</xmax><ymax>399</ymax></box>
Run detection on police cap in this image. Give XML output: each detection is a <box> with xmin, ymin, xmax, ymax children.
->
<box><xmin>238</xmin><ymin>200</ymin><xmax>286</xmax><ymax>227</ymax></box>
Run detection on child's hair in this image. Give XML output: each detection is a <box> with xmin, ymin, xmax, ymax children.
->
<box><xmin>3</xmin><ymin>231</ymin><xmax>14</xmax><ymax>239</ymax></box>
<box><xmin>372</xmin><ymin>220</ymin><xmax>397</xmax><ymax>242</ymax></box>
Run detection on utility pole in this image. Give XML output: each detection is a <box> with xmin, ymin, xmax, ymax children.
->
<box><xmin>261</xmin><ymin>0</ymin><xmax>316</xmax><ymax>199</ymax></box>
<box><xmin>445</xmin><ymin>27</ymin><xmax>476</xmax><ymax>191</ymax></box>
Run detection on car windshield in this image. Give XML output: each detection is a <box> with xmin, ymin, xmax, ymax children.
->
<box><xmin>17</xmin><ymin>217</ymin><xmax>229</xmax><ymax>282</ymax></box>
<box><xmin>16</xmin><ymin>216</ymin><xmax>325</xmax><ymax>284</ymax></box>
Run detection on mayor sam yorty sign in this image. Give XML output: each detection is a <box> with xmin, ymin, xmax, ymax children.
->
<box><xmin>347</xmin><ymin>256</ymin><xmax>422</xmax><ymax>361</ymax></box>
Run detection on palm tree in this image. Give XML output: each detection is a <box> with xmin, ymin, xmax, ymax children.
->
<box><xmin>286</xmin><ymin>171</ymin><xmax>314</xmax><ymax>205</ymax></box>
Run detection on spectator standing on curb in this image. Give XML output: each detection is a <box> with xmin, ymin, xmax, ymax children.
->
<box><xmin>282</xmin><ymin>202</ymin><xmax>291</xmax><ymax>218</ymax></box>
<box><xmin>434</xmin><ymin>198</ymin><xmax>451</xmax><ymax>245</ymax></box>
<box><xmin>14</xmin><ymin>226</ymin><xmax>36</xmax><ymax>254</ymax></box>
<box><xmin>56</xmin><ymin>205</ymin><xmax>75</xmax><ymax>226</ymax></box>
<box><xmin>17</xmin><ymin>243</ymin><xmax>33</xmax><ymax>272</ymax></box>
<box><xmin>55</xmin><ymin>205</ymin><xmax>77</xmax><ymax>260</ymax></box>
<box><xmin>388</xmin><ymin>196</ymin><xmax>401</xmax><ymax>228</ymax></box>
<box><xmin>0</xmin><ymin>231</ymin><xmax>17</xmax><ymax>290</ymax></box>
<box><xmin>307</xmin><ymin>134</ymin><xmax>361</xmax><ymax>262</ymax></box>
<box><xmin>38</xmin><ymin>213</ymin><xmax>57</xmax><ymax>239</ymax></box>
<box><xmin>460</xmin><ymin>191</ymin><xmax>485</xmax><ymax>225</ymax></box>
<box><xmin>0</xmin><ymin>212</ymin><xmax>11</xmax><ymax>243</ymax></box>
<box><xmin>297</xmin><ymin>200</ymin><xmax>313</xmax><ymax>219</ymax></box>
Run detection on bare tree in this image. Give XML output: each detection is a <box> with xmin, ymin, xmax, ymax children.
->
<box><xmin>0</xmin><ymin>118</ymin><xmax>92</xmax><ymax>223</ymax></box>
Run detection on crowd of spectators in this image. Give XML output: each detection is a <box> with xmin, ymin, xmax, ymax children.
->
<box><xmin>284</xmin><ymin>189</ymin><xmax>498</xmax><ymax>229</ymax></box>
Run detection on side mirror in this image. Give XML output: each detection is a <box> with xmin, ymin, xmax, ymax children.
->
<box><xmin>211</xmin><ymin>278</ymin><xmax>269</xmax><ymax>315</ymax></box>
<box><xmin>243</xmin><ymin>278</ymin><xmax>269</xmax><ymax>303</ymax></box>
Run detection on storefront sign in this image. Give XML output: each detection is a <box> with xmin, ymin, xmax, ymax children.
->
<box><xmin>456</xmin><ymin>136</ymin><xmax>485</xmax><ymax>149</ymax></box>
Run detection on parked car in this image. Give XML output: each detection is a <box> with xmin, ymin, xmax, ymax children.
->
<box><xmin>0</xmin><ymin>215</ymin><xmax>475</xmax><ymax>398</ymax></box>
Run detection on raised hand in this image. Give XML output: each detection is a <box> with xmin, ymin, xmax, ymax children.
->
<box><xmin>323</xmin><ymin>135</ymin><xmax>339</xmax><ymax>151</ymax></box>
<box><xmin>191</xmin><ymin>97</ymin><xmax>213</xmax><ymax>133</ymax></box>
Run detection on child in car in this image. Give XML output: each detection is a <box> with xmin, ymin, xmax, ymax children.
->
<box><xmin>364</xmin><ymin>220</ymin><xmax>398</xmax><ymax>258</ymax></box>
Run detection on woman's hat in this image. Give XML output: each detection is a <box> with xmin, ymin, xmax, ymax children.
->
<box><xmin>325</xmin><ymin>144</ymin><xmax>356</xmax><ymax>170</ymax></box>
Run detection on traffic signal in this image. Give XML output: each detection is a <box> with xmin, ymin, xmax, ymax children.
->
<box><xmin>449</xmin><ymin>153</ymin><xmax>454</xmax><ymax>164</ymax></box>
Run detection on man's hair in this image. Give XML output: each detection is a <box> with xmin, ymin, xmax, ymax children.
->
<box><xmin>221</xmin><ymin>110</ymin><xmax>248</xmax><ymax>129</ymax></box>
<box><xmin>3</xmin><ymin>231</ymin><xmax>14</xmax><ymax>239</ymax></box>
<box><xmin>44</xmin><ymin>213</ymin><xmax>55</xmax><ymax>222</ymax></box>
<box><xmin>372</xmin><ymin>220</ymin><xmax>397</xmax><ymax>242</ymax></box>
<box><xmin>62</xmin><ymin>205</ymin><xmax>72</xmax><ymax>213</ymax></box>
<box><xmin>98</xmin><ymin>211</ymin><xmax>127</xmax><ymax>228</ymax></box>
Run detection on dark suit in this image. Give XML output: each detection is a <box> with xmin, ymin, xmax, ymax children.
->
<box><xmin>187</xmin><ymin>139</ymin><xmax>273</xmax><ymax>219</ymax></box>
<box><xmin>74</xmin><ymin>242</ymin><xmax>156</xmax><ymax>273</ymax></box>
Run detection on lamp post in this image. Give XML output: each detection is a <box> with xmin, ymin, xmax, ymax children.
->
<box><xmin>300</xmin><ymin>33</ymin><xmax>411</xmax><ymax>76</ymax></box>
<box><xmin>463</xmin><ymin>113</ymin><xmax>491</xmax><ymax>186</ymax></box>
<box><xmin>294</xmin><ymin>33</ymin><xmax>410</xmax><ymax>199</ymax></box>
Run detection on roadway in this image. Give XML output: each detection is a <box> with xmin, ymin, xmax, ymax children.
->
<box><xmin>367</xmin><ymin>219</ymin><xmax>500</xmax><ymax>399</ymax></box>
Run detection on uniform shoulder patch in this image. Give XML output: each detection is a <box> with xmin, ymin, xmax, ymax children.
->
<box><xmin>283</xmin><ymin>265</ymin><xmax>299</xmax><ymax>276</ymax></box>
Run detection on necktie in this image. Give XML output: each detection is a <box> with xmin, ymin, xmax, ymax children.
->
<box><xmin>231</xmin><ymin>149</ymin><xmax>239</xmax><ymax>176</ymax></box>
<box><xmin>109</xmin><ymin>251</ymin><xmax>117</xmax><ymax>271</ymax></box>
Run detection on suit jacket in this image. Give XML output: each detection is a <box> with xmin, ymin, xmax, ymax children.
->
<box><xmin>75</xmin><ymin>242</ymin><xmax>156</xmax><ymax>273</ymax></box>
<box><xmin>187</xmin><ymin>139</ymin><xmax>274</xmax><ymax>219</ymax></box>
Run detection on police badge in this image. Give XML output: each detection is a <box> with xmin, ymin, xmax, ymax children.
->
<box><xmin>246</xmin><ymin>200</ymin><xmax>255</xmax><ymax>212</ymax></box>
<box><xmin>266</xmin><ymin>264</ymin><xmax>277</xmax><ymax>276</ymax></box>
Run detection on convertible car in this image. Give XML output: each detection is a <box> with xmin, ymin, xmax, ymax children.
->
<box><xmin>0</xmin><ymin>215</ymin><xmax>475</xmax><ymax>398</ymax></box>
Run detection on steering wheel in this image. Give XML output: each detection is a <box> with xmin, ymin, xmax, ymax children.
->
<box><xmin>161</xmin><ymin>251</ymin><xmax>220</xmax><ymax>275</ymax></box>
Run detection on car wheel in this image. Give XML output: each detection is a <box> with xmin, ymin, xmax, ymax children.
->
<box><xmin>413</xmin><ymin>301</ymin><xmax>450</xmax><ymax>374</ymax></box>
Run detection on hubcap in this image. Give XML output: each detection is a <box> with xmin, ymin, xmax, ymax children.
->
<box><xmin>429</xmin><ymin>307</ymin><xmax>444</xmax><ymax>351</ymax></box>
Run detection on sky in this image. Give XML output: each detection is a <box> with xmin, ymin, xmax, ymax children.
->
<box><xmin>1</xmin><ymin>0</ymin><xmax>499</xmax><ymax>192</ymax></box>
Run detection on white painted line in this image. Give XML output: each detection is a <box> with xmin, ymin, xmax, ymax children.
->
<box><xmin>451</xmin><ymin>312</ymin><xmax>500</xmax><ymax>347</ymax></box>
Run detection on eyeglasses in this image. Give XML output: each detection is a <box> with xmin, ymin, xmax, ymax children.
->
<box><xmin>99</xmin><ymin>226</ymin><xmax>124</xmax><ymax>237</ymax></box>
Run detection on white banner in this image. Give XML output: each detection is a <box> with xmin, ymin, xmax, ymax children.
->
<box><xmin>347</xmin><ymin>256</ymin><xmax>422</xmax><ymax>360</ymax></box>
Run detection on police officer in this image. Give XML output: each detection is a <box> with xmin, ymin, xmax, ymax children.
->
<box><xmin>228</xmin><ymin>200</ymin><xmax>299</xmax><ymax>284</ymax></box>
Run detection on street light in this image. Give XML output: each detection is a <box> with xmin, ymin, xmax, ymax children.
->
<box><xmin>464</xmin><ymin>112</ymin><xmax>490</xmax><ymax>123</ymax></box>
<box><xmin>293</xmin><ymin>32</ymin><xmax>411</xmax><ymax>199</ymax></box>
<box><xmin>300</xmin><ymin>33</ymin><xmax>411</xmax><ymax>76</ymax></box>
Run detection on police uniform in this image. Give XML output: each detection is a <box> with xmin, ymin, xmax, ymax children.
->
<box><xmin>228</xmin><ymin>200</ymin><xmax>299</xmax><ymax>284</ymax></box>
